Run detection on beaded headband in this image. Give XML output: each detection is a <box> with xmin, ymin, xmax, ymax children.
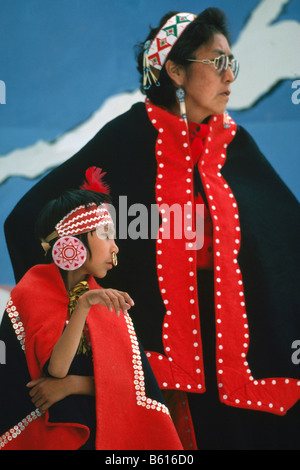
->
<box><xmin>55</xmin><ymin>203</ymin><xmax>113</xmax><ymax>237</ymax></box>
<box><xmin>143</xmin><ymin>12</ymin><xmax>196</xmax><ymax>89</ymax></box>
<box><xmin>41</xmin><ymin>203</ymin><xmax>114</xmax><ymax>254</ymax></box>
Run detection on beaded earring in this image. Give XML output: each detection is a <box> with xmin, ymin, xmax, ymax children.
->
<box><xmin>223</xmin><ymin>111</ymin><xmax>230</xmax><ymax>129</ymax></box>
<box><xmin>176</xmin><ymin>87</ymin><xmax>188</xmax><ymax>125</ymax></box>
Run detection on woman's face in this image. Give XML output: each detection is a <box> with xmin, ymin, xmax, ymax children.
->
<box><xmin>171</xmin><ymin>33</ymin><xmax>236</xmax><ymax>123</ymax></box>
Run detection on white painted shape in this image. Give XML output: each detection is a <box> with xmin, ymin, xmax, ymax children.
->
<box><xmin>230</xmin><ymin>0</ymin><xmax>300</xmax><ymax>109</ymax></box>
<box><xmin>0</xmin><ymin>89</ymin><xmax>144</xmax><ymax>184</ymax></box>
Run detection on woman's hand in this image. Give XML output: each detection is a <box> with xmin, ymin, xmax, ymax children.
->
<box><xmin>26</xmin><ymin>376</ymin><xmax>95</xmax><ymax>412</ymax></box>
<box><xmin>78</xmin><ymin>288</ymin><xmax>134</xmax><ymax>317</ymax></box>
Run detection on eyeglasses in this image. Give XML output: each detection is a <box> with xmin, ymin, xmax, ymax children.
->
<box><xmin>186</xmin><ymin>54</ymin><xmax>239</xmax><ymax>80</ymax></box>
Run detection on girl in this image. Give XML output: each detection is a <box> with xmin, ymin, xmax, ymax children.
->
<box><xmin>0</xmin><ymin>167</ymin><xmax>182</xmax><ymax>450</ymax></box>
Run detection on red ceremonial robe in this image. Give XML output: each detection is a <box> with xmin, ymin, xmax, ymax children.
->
<box><xmin>0</xmin><ymin>263</ymin><xmax>182</xmax><ymax>450</ymax></box>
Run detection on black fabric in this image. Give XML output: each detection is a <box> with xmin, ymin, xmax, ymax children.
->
<box><xmin>42</xmin><ymin>354</ymin><xmax>96</xmax><ymax>449</ymax></box>
<box><xmin>222</xmin><ymin>126</ymin><xmax>300</xmax><ymax>379</ymax></box>
<box><xmin>188</xmin><ymin>387</ymin><xmax>300</xmax><ymax>450</ymax></box>
<box><xmin>4</xmin><ymin>102</ymin><xmax>300</xmax><ymax>449</ymax></box>
<box><xmin>188</xmin><ymin>269</ymin><xmax>300</xmax><ymax>450</ymax></box>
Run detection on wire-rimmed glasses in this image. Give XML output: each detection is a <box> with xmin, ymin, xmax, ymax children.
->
<box><xmin>186</xmin><ymin>54</ymin><xmax>239</xmax><ymax>80</ymax></box>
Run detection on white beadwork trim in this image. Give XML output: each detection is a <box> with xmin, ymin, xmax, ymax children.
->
<box><xmin>124</xmin><ymin>313</ymin><xmax>170</xmax><ymax>415</ymax></box>
<box><xmin>1</xmin><ymin>298</ymin><xmax>44</xmax><ymax>449</ymax></box>
<box><xmin>0</xmin><ymin>409</ymin><xmax>42</xmax><ymax>449</ymax></box>
<box><xmin>6</xmin><ymin>297</ymin><xmax>26</xmax><ymax>351</ymax></box>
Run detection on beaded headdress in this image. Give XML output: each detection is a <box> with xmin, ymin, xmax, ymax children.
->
<box><xmin>143</xmin><ymin>12</ymin><xmax>196</xmax><ymax>89</ymax></box>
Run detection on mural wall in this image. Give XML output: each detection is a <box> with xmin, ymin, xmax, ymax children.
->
<box><xmin>0</xmin><ymin>0</ymin><xmax>299</xmax><ymax>314</ymax></box>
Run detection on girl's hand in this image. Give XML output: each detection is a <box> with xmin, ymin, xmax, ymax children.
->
<box><xmin>78</xmin><ymin>288</ymin><xmax>134</xmax><ymax>317</ymax></box>
<box><xmin>26</xmin><ymin>376</ymin><xmax>95</xmax><ymax>412</ymax></box>
<box><xmin>27</xmin><ymin>377</ymin><xmax>69</xmax><ymax>412</ymax></box>
<box><xmin>47</xmin><ymin>289</ymin><xmax>134</xmax><ymax>379</ymax></box>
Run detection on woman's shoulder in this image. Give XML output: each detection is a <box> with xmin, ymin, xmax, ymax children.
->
<box><xmin>100</xmin><ymin>101</ymin><xmax>148</xmax><ymax>133</ymax></box>
<box><xmin>89</xmin><ymin>99</ymin><xmax>158</xmax><ymax>155</ymax></box>
<box><xmin>228</xmin><ymin>123</ymin><xmax>265</xmax><ymax>164</ymax></box>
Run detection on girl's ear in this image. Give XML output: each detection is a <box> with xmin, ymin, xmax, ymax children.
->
<box><xmin>165</xmin><ymin>59</ymin><xmax>186</xmax><ymax>87</ymax></box>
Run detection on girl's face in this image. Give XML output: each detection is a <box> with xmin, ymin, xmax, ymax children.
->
<box><xmin>82</xmin><ymin>224</ymin><xmax>118</xmax><ymax>279</ymax></box>
<box><xmin>170</xmin><ymin>33</ymin><xmax>236</xmax><ymax>123</ymax></box>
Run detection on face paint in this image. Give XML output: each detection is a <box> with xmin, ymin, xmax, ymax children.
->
<box><xmin>96</xmin><ymin>223</ymin><xmax>116</xmax><ymax>240</ymax></box>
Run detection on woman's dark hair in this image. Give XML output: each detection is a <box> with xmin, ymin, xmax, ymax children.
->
<box><xmin>136</xmin><ymin>8</ymin><xmax>231</xmax><ymax>108</ymax></box>
<box><xmin>35</xmin><ymin>189</ymin><xmax>111</xmax><ymax>262</ymax></box>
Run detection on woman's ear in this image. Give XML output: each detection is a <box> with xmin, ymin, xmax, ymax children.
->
<box><xmin>165</xmin><ymin>60</ymin><xmax>185</xmax><ymax>87</ymax></box>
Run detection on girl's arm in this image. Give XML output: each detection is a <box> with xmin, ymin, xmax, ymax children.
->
<box><xmin>48</xmin><ymin>288</ymin><xmax>134</xmax><ymax>378</ymax></box>
<box><xmin>27</xmin><ymin>375</ymin><xmax>95</xmax><ymax>412</ymax></box>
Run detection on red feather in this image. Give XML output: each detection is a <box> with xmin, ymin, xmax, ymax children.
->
<box><xmin>80</xmin><ymin>167</ymin><xmax>110</xmax><ymax>194</ymax></box>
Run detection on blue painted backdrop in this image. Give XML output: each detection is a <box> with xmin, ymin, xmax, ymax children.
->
<box><xmin>0</xmin><ymin>0</ymin><xmax>299</xmax><ymax>289</ymax></box>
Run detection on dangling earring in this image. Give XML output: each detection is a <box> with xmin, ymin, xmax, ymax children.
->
<box><xmin>176</xmin><ymin>87</ymin><xmax>188</xmax><ymax>126</ymax></box>
<box><xmin>223</xmin><ymin>111</ymin><xmax>230</xmax><ymax>129</ymax></box>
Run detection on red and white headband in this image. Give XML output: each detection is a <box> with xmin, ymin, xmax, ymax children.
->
<box><xmin>143</xmin><ymin>12</ymin><xmax>196</xmax><ymax>89</ymax></box>
<box><xmin>55</xmin><ymin>203</ymin><xmax>113</xmax><ymax>237</ymax></box>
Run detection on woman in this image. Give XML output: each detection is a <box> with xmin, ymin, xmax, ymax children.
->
<box><xmin>4</xmin><ymin>9</ymin><xmax>300</xmax><ymax>449</ymax></box>
<box><xmin>0</xmin><ymin>168</ymin><xmax>182</xmax><ymax>450</ymax></box>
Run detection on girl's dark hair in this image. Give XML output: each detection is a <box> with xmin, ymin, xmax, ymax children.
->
<box><xmin>35</xmin><ymin>189</ymin><xmax>111</xmax><ymax>261</ymax></box>
<box><xmin>136</xmin><ymin>8</ymin><xmax>231</xmax><ymax>108</ymax></box>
